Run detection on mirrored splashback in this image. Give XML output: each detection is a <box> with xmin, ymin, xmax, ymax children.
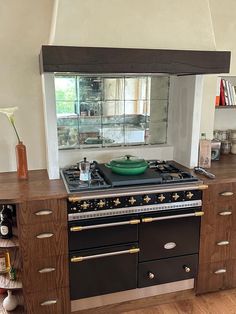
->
<box><xmin>55</xmin><ymin>74</ymin><xmax>169</xmax><ymax>149</ymax></box>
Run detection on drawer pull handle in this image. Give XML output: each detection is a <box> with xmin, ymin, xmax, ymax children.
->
<box><xmin>217</xmin><ymin>241</ymin><xmax>229</xmax><ymax>246</ymax></box>
<box><xmin>220</xmin><ymin>191</ymin><xmax>234</xmax><ymax>196</ymax></box>
<box><xmin>214</xmin><ymin>269</ymin><xmax>226</xmax><ymax>274</ymax></box>
<box><xmin>36</xmin><ymin>233</ymin><xmax>54</xmax><ymax>239</ymax></box>
<box><xmin>142</xmin><ymin>211</ymin><xmax>204</xmax><ymax>223</ymax></box>
<box><xmin>70</xmin><ymin>219</ymin><xmax>140</xmax><ymax>232</ymax></box>
<box><xmin>38</xmin><ymin>267</ymin><xmax>56</xmax><ymax>273</ymax></box>
<box><xmin>35</xmin><ymin>209</ymin><xmax>53</xmax><ymax>216</ymax></box>
<box><xmin>40</xmin><ymin>300</ymin><xmax>57</xmax><ymax>306</ymax></box>
<box><xmin>183</xmin><ymin>265</ymin><xmax>191</xmax><ymax>273</ymax></box>
<box><xmin>71</xmin><ymin>247</ymin><xmax>140</xmax><ymax>263</ymax></box>
<box><xmin>219</xmin><ymin>211</ymin><xmax>232</xmax><ymax>216</ymax></box>
<box><xmin>148</xmin><ymin>272</ymin><xmax>155</xmax><ymax>279</ymax></box>
<box><xmin>164</xmin><ymin>242</ymin><xmax>176</xmax><ymax>250</ymax></box>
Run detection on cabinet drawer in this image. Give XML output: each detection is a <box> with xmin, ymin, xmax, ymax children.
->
<box><xmin>19</xmin><ymin>222</ymin><xmax>68</xmax><ymax>258</ymax></box>
<box><xmin>18</xmin><ymin>199</ymin><xmax>67</xmax><ymax>225</ymax></box>
<box><xmin>22</xmin><ymin>255</ymin><xmax>69</xmax><ymax>293</ymax></box>
<box><xmin>24</xmin><ymin>288</ymin><xmax>70</xmax><ymax>314</ymax></box>
<box><xmin>196</xmin><ymin>261</ymin><xmax>230</xmax><ymax>294</ymax></box>
<box><xmin>199</xmin><ymin>231</ymin><xmax>230</xmax><ymax>263</ymax></box>
<box><xmin>138</xmin><ymin>254</ymin><xmax>198</xmax><ymax>288</ymax></box>
<box><xmin>203</xmin><ymin>183</ymin><xmax>235</xmax><ymax>204</ymax></box>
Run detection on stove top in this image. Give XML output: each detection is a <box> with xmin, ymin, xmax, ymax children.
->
<box><xmin>61</xmin><ymin>160</ymin><xmax>199</xmax><ymax>194</ymax></box>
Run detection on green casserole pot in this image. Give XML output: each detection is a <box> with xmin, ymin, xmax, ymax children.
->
<box><xmin>105</xmin><ymin>155</ymin><xmax>148</xmax><ymax>175</ymax></box>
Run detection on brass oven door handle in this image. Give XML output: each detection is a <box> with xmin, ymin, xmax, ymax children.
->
<box><xmin>219</xmin><ymin>191</ymin><xmax>234</xmax><ymax>196</ymax></box>
<box><xmin>219</xmin><ymin>211</ymin><xmax>232</xmax><ymax>216</ymax></box>
<box><xmin>40</xmin><ymin>300</ymin><xmax>57</xmax><ymax>306</ymax></box>
<box><xmin>70</xmin><ymin>219</ymin><xmax>140</xmax><ymax>232</ymax></box>
<box><xmin>36</xmin><ymin>233</ymin><xmax>54</xmax><ymax>239</ymax></box>
<box><xmin>71</xmin><ymin>248</ymin><xmax>140</xmax><ymax>263</ymax></box>
<box><xmin>34</xmin><ymin>209</ymin><xmax>53</xmax><ymax>216</ymax></box>
<box><xmin>142</xmin><ymin>211</ymin><xmax>204</xmax><ymax>223</ymax></box>
<box><xmin>38</xmin><ymin>267</ymin><xmax>56</xmax><ymax>273</ymax></box>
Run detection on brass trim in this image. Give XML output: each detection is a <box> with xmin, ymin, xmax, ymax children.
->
<box><xmin>220</xmin><ymin>191</ymin><xmax>234</xmax><ymax>196</ymax></box>
<box><xmin>195</xmin><ymin>211</ymin><xmax>204</xmax><ymax>217</ymax></box>
<box><xmin>40</xmin><ymin>300</ymin><xmax>57</xmax><ymax>306</ymax></box>
<box><xmin>34</xmin><ymin>210</ymin><xmax>53</xmax><ymax>216</ymax></box>
<box><xmin>130</xmin><ymin>219</ymin><xmax>140</xmax><ymax>225</ymax></box>
<box><xmin>71</xmin><ymin>256</ymin><xmax>84</xmax><ymax>263</ymax></box>
<box><xmin>142</xmin><ymin>217</ymin><xmax>153</xmax><ymax>223</ymax></box>
<box><xmin>68</xmin><ymin>196</ymin><xmax>80</xmax><ymax>202</ymax></box>
<box><xmin>129</xmin><ymin>248</ymin><xmax>140</xmax><ymax>254</ymax></box>
<box><xmin>197</xmin><ymin>184</ymin><xmax>208</xmax><ymax>190</ymax></box>
<box><xmin>36</xmin><ymin>233</ymin><xmax>54</xmax><ymax>239</ymax></box>
<box><xmin>70</xmin><ymin>226</ymin><xmax>83</xmax><ymax>232</ymax></box>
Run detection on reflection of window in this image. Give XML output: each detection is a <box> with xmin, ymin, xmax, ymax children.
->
<box><xmin>55</xmin><ymin>74</ymin><xmax>169</xmax><ymax>149</ymax></box>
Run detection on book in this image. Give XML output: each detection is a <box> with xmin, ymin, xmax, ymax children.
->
<box><xmin>222</xmin><ymin>79</ymin><xmax>230</xmax><ymax>106</ymax></box>
<box><xmin>219</xmin><ymin>79</ymin><xmax>226</xmax><ymax>106</ymax></box>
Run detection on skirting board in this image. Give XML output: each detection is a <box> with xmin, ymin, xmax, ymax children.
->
<box><xmin>71</xmin><ymin>279</ymin><xmax>194</xmax><ymax>311</ymax></box>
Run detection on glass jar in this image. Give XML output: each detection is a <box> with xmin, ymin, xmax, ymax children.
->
<box><xmin>221</xmin><ymin>140</ymin><xmax>231</xmax><ymax>154</ymax></box>
<box><xmin>230</xmin><ymin>130</ymin><xmax>236</xmax><ymax>140</ymax></box>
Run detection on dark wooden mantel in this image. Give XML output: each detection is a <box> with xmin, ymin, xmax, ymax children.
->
<box><xmin>39</xmin><ymin>45</ymin><xmax>230</xmax><ymax>75</ymax></box>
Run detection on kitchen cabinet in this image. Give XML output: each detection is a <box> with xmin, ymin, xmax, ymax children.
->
<box><xmin>18</xmin><ymin>198</ymin><xmax>70</xmax><ymax>314</ymax></box>
<box><xmin>196</xmin><ymin>163</ymin><xmax>236</xmax><ymax>293</ymax></box>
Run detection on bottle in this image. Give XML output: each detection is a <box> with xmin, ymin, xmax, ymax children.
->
<box><xmin>0</xmin><ymin>205</ymin><xmax>13</xmax><ymax>225</ymax></box>
<box><xmin>0</xmin><ymin>250</ymin><xmax>11</xmax><ymax>274</ymax></box>
<box><xmin>79</xmin><ymin>157</ymin><xmax>91</xmax><ymax>182</ymax></box>
<box><xmin>3</xmin><ymin>290</ymin><xmax>18</xmax><ymax>311</ymax></box>
<box><xmin>0</xmin><ymin>210</ymin><xmax>13</xmax><ymax>239</ymax></box>
<box><xmin>198</xmin><ymin>133</ymin><xmax>211</xmax><ymax>168</ymax></box>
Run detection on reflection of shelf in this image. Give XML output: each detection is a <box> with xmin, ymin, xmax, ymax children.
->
<box><xmin>215</xmin><ymin>106</ymin><xmax>236</xmax><ymax>109</ymax></box>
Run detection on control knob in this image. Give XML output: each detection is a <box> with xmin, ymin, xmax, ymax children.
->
<box><xmin>172</xmin><ymin>193</ymin><xmax>180</xmax><ymax>201</ymax></box>
<box><xmin>113</xmin><ymin>198</ymin><xmax>121</xmax><ymax>206</ymax></box>
<box><xmin>98</xmin><ymin>200</ymin><xmax>106</xmax><ymax>208</ymax></box>
<box><xmin>80</xmin><ymin>201</ymin><xmax>90</xmax><ymax>210</ymax></box>
<box><xmin>186</xmin><ymin>191</ymin><xmax>194</xmax><ymax>199</ymax></box>
<box><xmin>143</xmin><ymin>195</ymin><xmax>151</xmax><ymax>204</ymax></box>
<box><xmin>158</xmin><ymin>194</ymin><xmax>165</xmax><ymax>202</ymax></box>
<box><xmin>128</xmin><ymin>197</ymin><xmax>137</xmax><ymax>205</ymax></box>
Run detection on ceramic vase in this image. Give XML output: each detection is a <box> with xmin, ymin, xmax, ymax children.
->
<box><xmin>3</xmin><ymin>290</ymin><xmax>18</xmax><ymax>311</ymax></box>
<box><xmin>15</xmin><ymin>141</ymin><xmax>28</xmax><ymax>179</ymax></box>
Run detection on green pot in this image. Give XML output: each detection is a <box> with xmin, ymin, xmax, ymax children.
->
<box><xmin>105</xmin><ymin>155</ymin><xmax>148</xmax><ymax>175</ymax></box>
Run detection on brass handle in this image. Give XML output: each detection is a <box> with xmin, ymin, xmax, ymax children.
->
<box><xmin>148</xmin><ymin>272</ymin><xmax>155</xmax><ymax>279</ymax></box>
<box><xmin>36</xmin><ymin>233</ymin><xmax>54</xmax><ymax>239</ymax></box>
<box><xmin>70</xmin><ymin>219</ymin><xmax>140</xmax><ymax>232</ymax></box>
<box><xmin>217</xmin><ymin>241</ymin><xmax>229</xmax><ymax>246</ymax></box>
<box><xmin>219</xmin><ymin>211</ymin><xmax>232</xmax><ymax>216</ymax></box>
<box><xmin>183</xmin><ymin>266</ymin><xmax>191</xmax><ymax>273</ymax></box>
<box><xmin>40</xmin><ymin>300</ymin><xmax>57</xmax><ymax>306</ymax></box>
<box><xmin>220</xmin><ymin>191</ymin><xmax>234</xmax><ymax>196</ymax></box>
<box><xmin>142</xmin><ymin>211</ymin><xmax>204</xmax><ymax>223</ymax></box>
<box><xmin>214</xmin><ymin>269</ymin><xmax>226</xmax><ymax>274</ymax></box>
<box><xmin>71</xmin><ymin>248</ymin><xmax>140</xmax><ymax>263</ymax></box>
<box><xmin>38</xmin><ymin>267</ymin><xmax>56</xmax><ymax>273</ymax></box>
<box><xmin>34</xmin><ymin>209</ymin><xmax>53</xmax><ymax>216</ymax></box>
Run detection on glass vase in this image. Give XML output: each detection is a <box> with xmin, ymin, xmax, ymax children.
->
<box><xmin>15</xmin><ymin>141</ymin><xmax>28</xmax><ymax>179</ymax></box>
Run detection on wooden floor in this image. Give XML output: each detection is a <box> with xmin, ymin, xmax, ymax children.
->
<box><xmin>76</xmin><ymin>289</ymin><xmax>236</xmax><ymax>314</ymax></box>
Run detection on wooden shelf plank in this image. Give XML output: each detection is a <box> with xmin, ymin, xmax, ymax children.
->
<box><xmin>0</xmin><ymin>236</ymin><xmax>19</xmax><ymax>248</ymax></box>
<box><xmin>215</xmin><ymin>106</ymin><xmax>236</xmax><ymax>109</ymax></box>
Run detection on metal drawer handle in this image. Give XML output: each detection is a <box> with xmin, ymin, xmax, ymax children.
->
<box><xmin>214</xmin><ymin>269</ymin><xmax>227</xmax><ymax>274</ymax></box>
<box><xmin>71</xmin><ymin>247</ymin><xmax>140</xmax><ymax>263</ymax></box>
<box><xmin>164</xmin><ymin>242</ymin><xmax>176</xmax><ymax>250</ymax></box>
<box><xmin>148</xmin><ymin>272</ymin><xmax>155</xmax><ymax>279</ymax></box>
<box><xmin>217</xmin><ymin>241</ymin><xmax>229</xmax><ymax>246</ymax></box>
<box><xmin>142</xmin><ymin>211</ymin><xmax>204</xmax><ymax>223</ymax></box>
<box><xmin>36</xmin><ymin>233</ymin><xmax>54</xmax><ymax>239</ymax></box>
<box><xmin>70</xmin><ymin>219</ymin><xmax>140</xmax><ymax>232</ymax></box>
<box><xmin>40</xmin><ymin>300</ymin><xmax>57</xmax><ymax>306</ymax></box>
<box><xmin>38</xmin><ymin>267</ymin><xmax>56</xmax><ymax>273</ymax></box>
<box><xmin>219</xmin><ymin>211</ymin><xmax>232</xmax><ymax>216</ymax></box>
<box><xmin>35</xmin><ymin>209</ymin><xmax>53</xmax><ymax>216</ymax></box>
<box><xmin>183</xmin><ymin>265</ymin><xmax>191</xmax><ymax>273</ymax></box>
<box><xmin>220</xmin><ymin>191</ymin><xmax>234</xmax><ymax>196</ymax></box>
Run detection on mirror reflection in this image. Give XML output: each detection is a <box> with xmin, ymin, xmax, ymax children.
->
<box><xmin>55</xmin><ymin>75</ymin><xmax>169</xmax><ymax>149</ymax></box>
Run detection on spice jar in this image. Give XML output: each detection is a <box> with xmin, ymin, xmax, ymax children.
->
<box><xmin>231</xmin><ymin>140</ymin><xmax>236</xmax><ymax>154</ymax></box>
<box><xmin>221</xmin><ymin>140</ymin><xmax>231</xmax><ymax>154</ymax></box>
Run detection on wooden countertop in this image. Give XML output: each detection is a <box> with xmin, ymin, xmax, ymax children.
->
<box><xmin>0</xmin><ymin>155</ymin><xmax>236</xmax><ymax>202</ymax></box>
<box><xmin>0</xmin><ymin>169</ymin><xmax>67</xmax><ymax>203</ymax></box>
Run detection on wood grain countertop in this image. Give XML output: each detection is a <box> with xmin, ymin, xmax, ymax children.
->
<box><xmin>0</xmin><ymin>169</ymin><xmax>67</xmax><ymax>203</ymax></box>
<box><xmin>0</xmin><ymin>154</ymin><xmax>236</xmax><ymax>203</ymax></box>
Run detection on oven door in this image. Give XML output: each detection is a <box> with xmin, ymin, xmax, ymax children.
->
<box><xmin>69</xmin><ymin>243</ymin><xmax>139</xmax><ymax>300</ymax></box>
<box><xmin>68</xmin><ymin>214</ymin><xmax>139</xmax><ymax>250</ymax></box>
<box><xmin>139</xmin><ymin>208</ymin><xmax>202</xmax><ymax>262</ymax></box>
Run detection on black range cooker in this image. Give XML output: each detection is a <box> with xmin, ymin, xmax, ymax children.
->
<box><xmin>61</xmin><ymin>160</ymin><xmax>206</xmax><ymax>301</ymax></box>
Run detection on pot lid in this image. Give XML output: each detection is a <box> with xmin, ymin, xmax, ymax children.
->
<box><xmin>109</xmin><ymin>155</ymin><xmax>147</xmax><ymax>168</ymax></box>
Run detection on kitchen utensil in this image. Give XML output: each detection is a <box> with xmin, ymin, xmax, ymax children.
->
<box><xmin>105</xmin><ymin>155</ymin><xmax>148</xmax><ymax>175</ymax></box>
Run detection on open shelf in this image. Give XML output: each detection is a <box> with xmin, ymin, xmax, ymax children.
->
<box><xmin>0</xmin><ymin>269</ymin><xmax>22</xmax><ymax>290</ymax></box>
